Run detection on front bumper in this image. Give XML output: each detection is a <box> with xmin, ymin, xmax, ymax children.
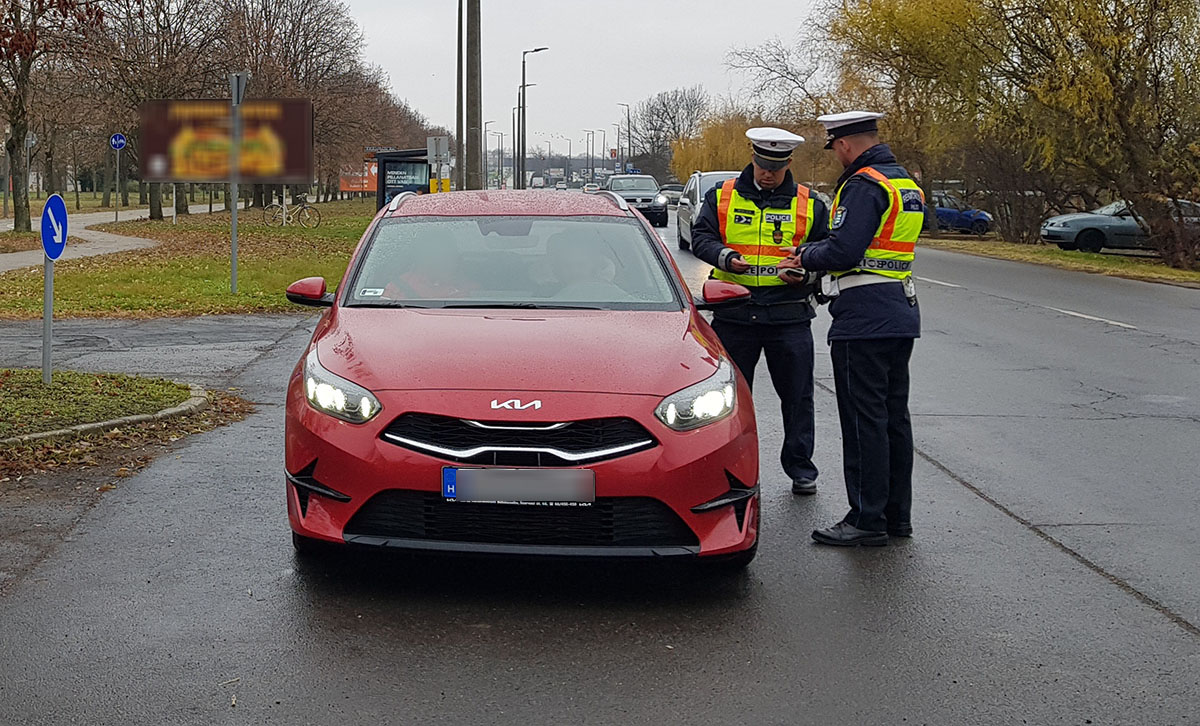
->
<box><xmin>284</xmin><ymin>378</ymin><xmax>759</xmax><ymax>559</ymax></box>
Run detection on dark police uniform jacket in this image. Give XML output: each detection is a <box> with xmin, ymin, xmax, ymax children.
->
<box><xmin>798</xmin><ymin>144</ymin><xmax>921</xmax><ymax>341</ymax></box>
<box><xmin>691</xmin><ymin>165</ymin><xmax>829</xmax><ymax>325</ymax></box>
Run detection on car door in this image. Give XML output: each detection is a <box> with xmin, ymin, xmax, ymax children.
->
<box><xmin>678</xmin><ymin>175</ymin><xmax>699</xmax><ymax>241</ymax></box>
<box><xmin>1110</xmin><ymin>208</ymin><xmax>1145</xmax><ymax>249</ymax></box>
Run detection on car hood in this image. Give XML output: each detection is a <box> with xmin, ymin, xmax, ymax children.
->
<box><xmin>1044</xmin><ymin>212</ymin><xmax>1108</xmax><ymax>225</ymax></box>
<box><xmin>314</xmin><ymin>308</ymin><xmax>722</xmax><ymax>396</ymax></box>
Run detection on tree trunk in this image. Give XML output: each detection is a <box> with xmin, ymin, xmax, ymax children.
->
<box><xmin>175</xmin><ymin>183</ymin><xmax>189</xmax><ymax>215</ymax></box>
<box><xmin>149</xmin><ymin>182</ymin><xmax>163</xmax><ymax>220</ymax></box>
<box><xmin>139</xmin><ymin>180</ymin><xmax>147</xmax><ymax>205</ymax></box>
<box><xmin>189</xmin><ymin>183</ymin><xmax>196</xmax><ymax>202</ymax></box>
<box><xmin>251</xmin><ymin>183</ymin><xmax>264</xmax><ymax>208</ymax></box>
<box><xmin>4</xmin><ymin>118</ymin><xmax>31</xmax><ymax>232</ymax></box>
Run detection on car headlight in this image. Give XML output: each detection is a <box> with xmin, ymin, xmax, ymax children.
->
<box><xmin>654</xmin><ymin>194</ymin><xmax>668</xmax><ymax>206</ymax></box>
<box><xmin>655</xmin><ymin>358</ymin><xmax>736</xmax><ymax>431</ymax></box>
<box><xmin>981</xmin><ymin>212</ymin><xmax>993</xmax><ymax>222</ymax></box>
<box><xmin>303</xmin><ymin>348</ymin><xmax>381</xmax><ymax>424</ymax></box>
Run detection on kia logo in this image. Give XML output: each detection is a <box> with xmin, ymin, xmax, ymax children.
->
<box><xmin>491</xmin><ymin>399</ymin><xmax>542</xmax><ymax>410</ymax></box>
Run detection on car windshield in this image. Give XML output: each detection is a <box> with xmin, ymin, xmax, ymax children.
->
<box><xmin>609</xmin><ymin>177</ymin><xmax>658</xmax><ymax>192</ymax></box>
<box><xmin>346</xmin><ymin>215</ymin><xmax>681</xmax><ymax>311</ymax></box>
<box><xmin>1091</xmin><ymin>201</ymin><xmax>1127</xmax><ymax>216</ymax></box>
<box><xmin>701</xmin><ymin>174</ymin><xmax>738</xmax><ymax>197</ymax></box>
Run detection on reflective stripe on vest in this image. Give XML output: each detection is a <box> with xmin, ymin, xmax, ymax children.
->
<box><xmin>829</xmin><ymin>166</ymin><xmax>923</xmax><ymax>280</ymax></box>
<box><xmin>713</xmin><ymin>179</ymin><xmax>816</xmax><ymax>287</ymax></box>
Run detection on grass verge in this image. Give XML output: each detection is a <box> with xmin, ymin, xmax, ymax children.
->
<box><xmin>0</xmin><ymin>232</ymin><xmax>89</xmax><ymax>254</ymax></box>
<box><xmin>0</xmin><ymin>368</ymin><xmax>191</xmax><ymax>440</ymax></box>
<box><xmin>920</xmin><ymin>236</ymin><xmax>1200</xmax><ymax>286</ymax></box>
<box><xmin>0</xmin><ymin>199</ymin><xmax>374</xmax><ymax>318</ymax></box>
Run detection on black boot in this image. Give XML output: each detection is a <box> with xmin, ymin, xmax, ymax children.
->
<box><xmin>812</xmin><ymin>521</ymin><xmax>888</xmax><ymax>547</ymax></box>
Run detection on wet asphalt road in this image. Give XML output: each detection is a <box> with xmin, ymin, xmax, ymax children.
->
<box><xmin>2</xmin><ymin>210</ymin><xmax>1199</xmax><ymax>723</ymax></box>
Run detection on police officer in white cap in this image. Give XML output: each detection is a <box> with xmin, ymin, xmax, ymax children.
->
<box><xmin>692</xmin><ymin>127</ymin><xmax>829</xmax><ymax>495</ymax></box>
<box><xmin>778</xmin><ymin>111</ymin><xmax>923</xmax><ymax>546</ymax></box>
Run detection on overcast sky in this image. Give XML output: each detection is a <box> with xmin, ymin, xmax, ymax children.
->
<box><xmin>351</xmin><ymin>0</ymin><xmax>818</xmax><ymax>153</ymax></box>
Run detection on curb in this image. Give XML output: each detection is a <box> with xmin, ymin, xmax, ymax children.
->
<box><xmin>0</xmin><ymin>382</ymin><xmax>209</xmax><ymax>447</ymax></box>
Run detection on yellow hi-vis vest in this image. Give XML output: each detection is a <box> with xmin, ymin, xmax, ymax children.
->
<box><xmin>711</xmin><ymin>179</ymin><xmax>817</xmax><ymax>287</ymax></box>
<box><xmin>829</xmin><ymin>166</ymin><xmax>923</xmax><ymax>280</ymax></box>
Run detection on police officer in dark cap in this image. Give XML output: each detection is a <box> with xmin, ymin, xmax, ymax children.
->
<box><xmin>778</xmin><ymin>111</ymin><xmax>923</xmax><ymax>546</ymax></box>
<box><xmin>691</xmin><ymin>127</ymin><xmax>829</xmax><ymax>495</ymax></box>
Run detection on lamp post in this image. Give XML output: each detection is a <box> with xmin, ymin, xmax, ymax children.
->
<box><xmin>618</xmin><ymin>102</ymin><xmax>632</xmax><ymax>172</ymax></box>
<box><xmin>613</xmin><ymin>123</ymin><xmax>621</xmax><ymax>173</ymax></box>
<box><xmin>519</xmin><ymin>46</ymin><xmax>548</xmax><ymax>189</ymax></box>
<box><xmin>594</xmin><ymin>129</ymin><xmax>607</xmax><ymax>176</ymax></box>
<box><xmin>512</xmin><ymin>105</ymin><xmax>518</xmax><ymax>185</ymax></box>
<box><xmin>482</xmin><ymin>120</ymin><xmax>494</xmax><ymax>188</ymax></box>
<box><xmin>565</xmin><ymin>137</ymin><xmax>572</xmax><ymax>182</ymax></box>
<box><xmin>582</xmin><ymin>130</ymin><xmax>595</xmax><ymax>182</ymax></box>
<box><xmin>490</xmin><ymin>131</ymin><xmax>503</xmax><ymax>189</ymax></box>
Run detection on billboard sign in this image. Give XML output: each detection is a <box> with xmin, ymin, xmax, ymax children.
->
<box><xmin>139</xmin><ymin>98</ymin><xmax>313</xmax><ymax>183</ymax></box>
<box><xmin>340</xmin><ymin>161</ymin><xmax>378</xmax><ymax>192</ymax></box>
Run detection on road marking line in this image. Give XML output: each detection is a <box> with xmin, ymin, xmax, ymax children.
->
<box><xmin>915</xmin><ymin>276</ymin><xmax>962</xmax><ymax>288</ymax></box>
<box><xmin>1043</xmin><ymin>306</ymin><xmax>1137</xmax><ymax>329</ymax></box>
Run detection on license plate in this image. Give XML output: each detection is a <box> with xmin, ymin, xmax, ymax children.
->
<box><xmin>442</xmin><ymin>468</ymin><xmax>595</xmax><ymax>506</ymax></box>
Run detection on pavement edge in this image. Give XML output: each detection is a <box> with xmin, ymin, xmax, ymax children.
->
<box><xmin>0</xmin><ymin>382</ymin><xmax>209</xmax><ymax>447</ymax></box>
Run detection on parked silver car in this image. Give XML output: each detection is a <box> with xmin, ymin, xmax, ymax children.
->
<box><xmin>676</xmin><ymin>170</ymin><xmax>740</xmax><ymax>250</ymax></box>
<box><xmin>1040</xmin><ymin>200</ymin><xmax>1200</xmax><ymax>252</ymax></box>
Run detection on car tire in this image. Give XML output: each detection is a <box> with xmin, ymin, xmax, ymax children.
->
<box><xmin>1077</xmin><ymin>229</ymin><xmax>1105</xmax><ymax>253</ymax></box>
<box><xmin>678</xmin><ymin>227</ymin><xmax>690</xmax><ymax>250</ymax></box>
<box><xmin>1055</xmin><ymin>240</ymin><xmax>1078</xmax><ymax>251</ymax></box>
<box><xmin>971</xmin><ymin>219</ymin><xmax>989</xmax><ymax>236</ymax></box>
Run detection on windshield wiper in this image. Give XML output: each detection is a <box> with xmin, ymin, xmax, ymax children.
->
<box><xmin>343</xmin><ymin>301</ymin><xmax>434</xmax><ymax>308</ymax></box>
<box><xmin>441</xmin><ymin>302</ymin><xmax>605</xmax><ymax>310</ymax></box>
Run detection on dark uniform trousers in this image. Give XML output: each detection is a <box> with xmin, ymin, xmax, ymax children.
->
<box><xmin>711</xmin><ymin>318</ymin><xmax>818</xmax><ymax>483</ymax></box>
<box><xmin>830</xmin><ymin>337</ymin><xmax>914</xmax><ymax>531</ymax></box>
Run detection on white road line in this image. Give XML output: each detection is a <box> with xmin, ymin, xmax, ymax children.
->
<box><xmin>1043</xmin><ymin>306</ymin><xmax>1138</xmax><ymax>330</ymax></box>
<box><xmin>915</xmin><ymin>276</ymin><xmax>962</xmax><ymax>288</ymax></box>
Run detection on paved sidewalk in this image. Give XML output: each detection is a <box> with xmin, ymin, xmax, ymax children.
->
<box><xmin>0</xmin><ymin>204</ymin><xmax>217</xmax><ymax>273</ymax></box>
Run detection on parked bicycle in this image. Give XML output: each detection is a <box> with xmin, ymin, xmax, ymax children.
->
<box><xmin>264</xmin><ymin>194</ymin><xmax>321</xmax><ymax>228</ymax></box>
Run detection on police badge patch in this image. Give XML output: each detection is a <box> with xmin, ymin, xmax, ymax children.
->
<box><xmin>831</xmin><ymin>207</ymin><xmax>848</xmax><ymax>229</ymax></box>
<box><xmin>733</xmin><ymin>214</ymin><xmax>753</xmax><ymax>225</ymax></box>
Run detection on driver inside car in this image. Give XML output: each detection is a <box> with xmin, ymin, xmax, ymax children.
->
<box><xmin>382</xmin><ymin>241</ymin><xmax>476</xmax><ymax>300</ymax></box>
<box><xmin>545</xmin><ymin>232</ymin><xmax>625</xmax><ymax>301</ymax></box>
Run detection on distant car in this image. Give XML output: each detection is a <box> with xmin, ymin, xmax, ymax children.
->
<box><xmin>604</xmin><ymin>174</ymin><xmax>669</xmax><ymax>227</ymax></box>
<box><xmin>555</xmin><ymin>181</ymin><xmax>567</xmax><ymax>191</ymax></box>
<box><xmin>1040</xmin><ymin>200</ymin><xmax>1200</xmax><ymax>252</ymax></box>
<box><xmin>931</xmin><ymin>191</ymin><xmax>993</xmax><ymax>235</ymax></box>
<box><xmin>582</xmin><ymin>183</ymin><xmax>600</xmax><ymax>193</ymax></box>
<box><xmin>676</xmin><ymin>171</ymin><xmax>740</xmax><ymax>250</ymax></box>
<box><xmin>659</xmin><ymin>183</ymin><xmax>684</xmax><ymax>206</ymax></box>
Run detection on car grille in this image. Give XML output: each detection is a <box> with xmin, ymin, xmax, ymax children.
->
<box><xmin>381</xmin><ymin>413</ymin><xmax>657</xmax><ymax>466</ymax></box>
<box><xmin>344</xmin><ymin>491</ymin><xmax>698</xmax><ymax>547</ymax></box>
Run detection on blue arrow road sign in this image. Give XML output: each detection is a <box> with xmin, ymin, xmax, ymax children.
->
<box><xmin>109</xmin><ymin>133</ymin><xmax>127</xmax><ymax>150</ymax></box>
<box><xmin>40</xmin><ymin>194</ymin><xmax>67</xmax><ymax>261</ymax></box>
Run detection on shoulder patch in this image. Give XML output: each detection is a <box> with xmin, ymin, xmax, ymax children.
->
<box><xmin>900</xmin><ymin>188</ymin><xmax>924</xmax><ymax>212</ymax></box>
<box><xmin>831</xmin><ymin>207</ymin><xmax>848</xmax><ymax>230</ymax></box>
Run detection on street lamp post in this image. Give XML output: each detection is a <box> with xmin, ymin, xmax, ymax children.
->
<box><xmin>519</xmin><ymin>83</ymin><xmax>537</xmax><ymax>188</ymax></box>
<box><xmin>512</xmin><ymin>105</ymin><xmax>518</xmax><ymax>187</ymax></box>
<box><xmin>618</xmin><ymin>102</ymin><xmax>631</xmax><ymax>172</ymax></box>
<box><xmin>594</xmin><ymin>129</ymin><xmax>607</xmax><ymax>175</ymax></box>
<box><xmin>582</xmin><ymin>130</ymin><xmax>595</xmax><ymax>182</ymax></box>
<box><xmin>490</xmin><ymin>131</ymin><xmax>503</xmax><ymax>189</ymax></box>
<box><xmin>613</xmin><ymin>124</ymin><xmax>621</xmax><ymax>173</ymax></box>
<box><xmin>483</xmin><ymin>120</ymin><xmax>494</xmax><ymax>188</ymax></box>
<box><xmin>519</xmin><ymin>46</ymin><xmax>548</xmax><ymax>190</ymax></box>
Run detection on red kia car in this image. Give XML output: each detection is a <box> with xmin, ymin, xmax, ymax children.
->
<box><xmin>284</xmin><ymin>190</ymin><xmax>760</xmax><ymax>567</ymax></box>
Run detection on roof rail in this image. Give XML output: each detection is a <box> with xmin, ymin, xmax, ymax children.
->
<box><xmin>387</xmin><ymin>191</ymin><xmax>418</xmax><ymax>213</ymax></box>
<box><xmin>594</xmin><ymin>189</ymin><xmax>630</xmax><ymax>213</ymax></box>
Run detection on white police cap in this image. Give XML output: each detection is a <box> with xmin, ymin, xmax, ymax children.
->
<box><xmin>746</xmin><ymin>127</ymin><xmax>804</xmax><ymax>170</ymax></box>
<box><xmin>816</xmin><ymin>111</ymin><xmax>886</xmax><ymax>148</ymax></box>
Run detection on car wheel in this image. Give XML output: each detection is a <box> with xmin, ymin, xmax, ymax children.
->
<box><xmin>1056</xmin><ymin>241</ymin><xmax>1078</xmax><ymax>251</ymax></box>
<box><xmin>971</xmin><ymin>219</ymin><xmax>989</xmax><ymax>236</ymax></box>
<box><xmin>1077</xmin><ymin>229</ymin><xmax>1105</xmax><ymax>253</ymax></box>
<box><xmin>677</xmin><ymin>228</ymin><xmax>690</xmax><ymax>250</ymax></box>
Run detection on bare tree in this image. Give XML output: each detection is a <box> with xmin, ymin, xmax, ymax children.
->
<box><xmin>629</xmin><ymin>86</ymin><xmax>710</xmax><ymax>174</ymax></box>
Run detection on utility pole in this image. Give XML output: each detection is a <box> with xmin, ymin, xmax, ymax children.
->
<box><xmin>483</xmin><ymin>120</ymin><xmax>493</xmax><ymax>187</ymax></box>
<box><xmin>491</xmin><ymin>131</ymin><xmax>503</xmax><ymax>189</ymax></box>
<box><xmin>582</xmin><ymin>130</ymin><xmax>594</xmax><ymax>182</ymax></box>
<box><xmin>465</xmin><ymin>0</ymin><xmax>482</xmax><ymax>189</ymax></box>
<box><xmin>455</xmin><ymin>0</ymin><xmax>464</xmax><ymax>190</ymax></box>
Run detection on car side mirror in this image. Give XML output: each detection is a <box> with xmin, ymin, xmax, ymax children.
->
<box><xmin>694</xmin><ymin>280</ymin><xmax>751</xmax><ymax>310</ymax></box>
<box><xmin>679</xmin><ymin>197</ymin><xmax>691</xmax><ymax>207</ymax></box>
<box><xmin>286</xmin><ymin>276</ymin><xmax>335</xmax><ymax>307</ymax></box>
